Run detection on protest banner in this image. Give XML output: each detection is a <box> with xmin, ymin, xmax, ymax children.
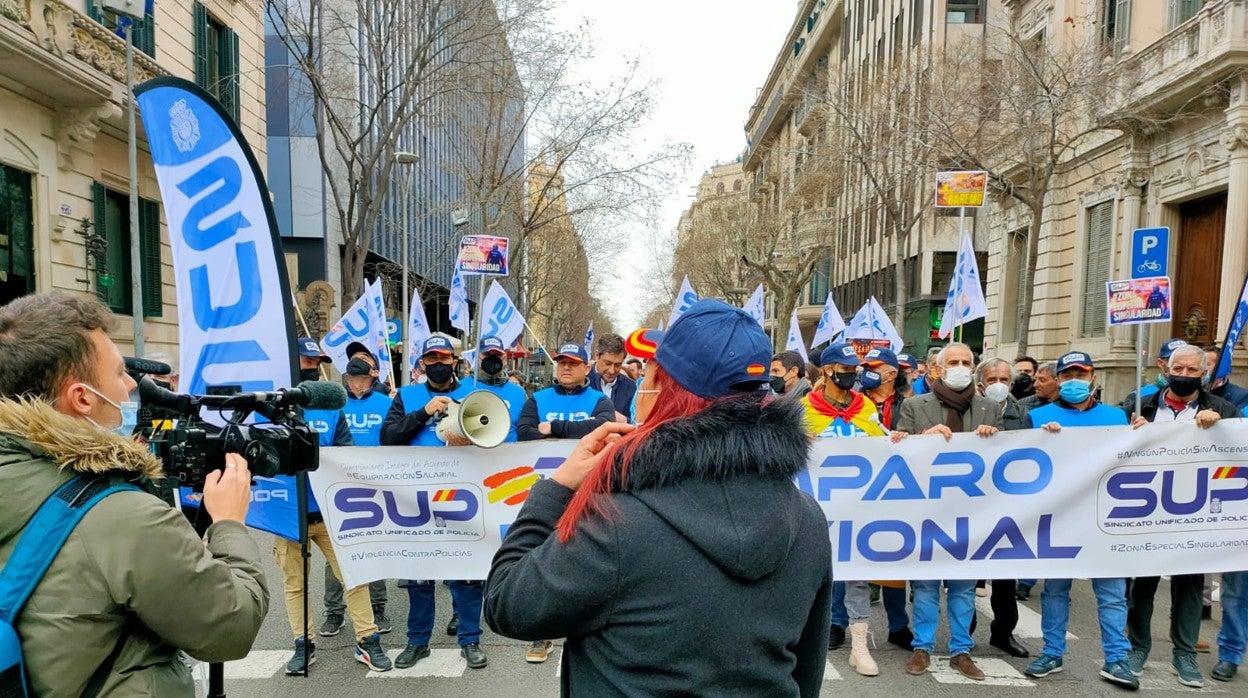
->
<box><xmin>457</xmin><ymin>235</ymin><xmax>509</xmax><ymax>276</ymax></box>
<box><xmin>934</xmin><ymin>170</ymin><xmax>987</xmax><ymax>208</ymax></box>
<box><xmin>1107</xmin><ymin>276</ymin><xmax>1171</xmax><ymax>326</ymax></box>
<box><xmin>310</xmin><ymin>420</ymin><xmax>1248</xmax><ymax>586</ymax></box>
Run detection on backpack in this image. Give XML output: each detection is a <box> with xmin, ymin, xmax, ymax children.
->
<box><xmin>1</xmin><ymin>475</ymin><xmax>138</xmax><ymax>696</ymax></box>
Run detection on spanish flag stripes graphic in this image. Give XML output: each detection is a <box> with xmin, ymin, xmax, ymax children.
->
<box><xmin>483</xmin><ymin>466</ymin><xmax>542</xmax><ymax>505</ymax></box>
<box><xmin>1214</xmin><ymin>466</ymin><xmax>1242</xmax><ymax>480</ymax></box>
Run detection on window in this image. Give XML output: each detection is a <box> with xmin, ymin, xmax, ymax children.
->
<box><xmin>92</xmin><ymin>182</ymin><xmax>163</xmax><ymax>317</ymax></box>
<box><xmin>808</xmin><ymin>255</ymin><xmax>830</xmax><ymax>306</ymax></box>
<box><xmin>733</xmin><ymin>179</ymin><xmax>742</xmax><ymax>192</ymax></box>
<box><xmin>87</xmin><ymin>4</ymin><xmax>156</xmax><ymax>57</ymax></box>
<box><xmin>716</xmin><ymin>182</ymin><xmax>725</xmax><ymax>195</ymax></box>
<box><xmin>1081</xmin><ymin>201</ymin><xmax>1114</xmax><ymax>337</ymax></box>
<box><xmin>1169</xmin><ymin>0</ymin><xmax>1204</xmax><ymax>29</ymax></box>
<box><xmin>947</xmin><ymin>0</ymin><xmax>985</xmax><ymax>24</ymax></box>
<box><xmin>0</xmin><ymin>164</ymin><xmax>35</xmax><ymax>306</ymax></box>
<box><xmin>194</xmin><ymin>2</ymin><xmax>240</xmax><ymax>121</ymax></box>
<box><xmin>1000</xmin><ymin>229</ymin><xmax>1027</xmax><ymax>342</ymax></box>
<box><xmin>1104</xmin><ymin>0</ymin><xmax>1132</xmax><ymax>56</ymax></box>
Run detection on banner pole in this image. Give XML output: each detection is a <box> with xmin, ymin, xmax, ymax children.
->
<box><xmin>1135</xmin><ymin>324</ymin><xmax>1145</xmax><ymax>419</ymax></box>
<box><xmin>472</xmin><ymin>277</ymin><xmax>486</xmax><ymax>382</ymax></box>
<box><xmin>955</xmin><ymin>207</ymin><xmax>967</xmax><ymax>344</ymax></box>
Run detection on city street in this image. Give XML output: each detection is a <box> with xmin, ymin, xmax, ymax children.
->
<box><xmin>194</xmin><ymin>530</ymin><xmax>1236</xmax><ymax>697</ymax></box>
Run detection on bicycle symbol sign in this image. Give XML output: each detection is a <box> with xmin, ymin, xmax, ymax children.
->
<box><xmin>1130</xmin><ymin>227</ymin><xmax>1169</xmax><ymax>280</ymax></box>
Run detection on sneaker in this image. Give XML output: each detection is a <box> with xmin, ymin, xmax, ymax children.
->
<box><xmin>526</xmin><ymin>640</ymin><xmax>553</xmax><ymax>663</ymax></box>
<box><xmin>887</xmin><ymin>627</ymin><xmax>914</xmax><ymax>650</ymax></box>
<box><xmin>949</xmin><ymin>653</ymin><xmax>985</xmax><ymax>681</ymax></box>
<box><xmin>1025</xmin><ymin>653</ymin><xmax>1064</xmax><ymax>678</ymax></box>
<box><xmin>285</xmin><ymin>637</ymin><xmax>315</xmax><ymax>675</ymax></box>
<box><xmin>446</xmin><ymin>612</ymin><xmax>460</xmax><ymax>636</ymax></box>
<box><xmin>394</xmin><ymin>644</ymin><xmax>430</xmax><ymax>669</ymax></box>
<box><xmin>319</xmin><ymin>613</ymin><xmax>344</xmax><ymax>637</ymax></box>
<box><xmin>1172</xmin><ymin>654</ymin><xmax>1205</xmax><ymax>688</ymax></box>
<box><xmin>372</xmin><ymin>605</ymin><xmax>392</xmax><ymax>634</ymax></box>
<box><xmin>1211</xmin><ymin>660</ymin><xmax>1237</xmax><ymax>682</ymax></box>
<box><xmin>356</xmin><ymin>633</ymin><xmax>392</xmax><ymax>672</ymax></box>
<box><xmin>1099</xmin><ymin>660</ymin><xmax>1141</xmax><ymax>690</ymax></box>
<box><xmin>1126</xmin><ymin>648</ymin><xmax>1147</xmax><ymax>676</ymax></box>
<box><xmin>462</xmin><ymin>643</ymin><xmax>488</xmax><ymax>669</ymax></box>
<box><xmin>828</xmin><ymin>624</ymin><xmax>846</xmax><ymax>650</ymax></box>
<box><xmin>1016</xmin><ymin>583</ymin><xmax>1032</xmax><ymax>601</ymax></box>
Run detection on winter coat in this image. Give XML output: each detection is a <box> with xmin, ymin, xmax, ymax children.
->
<box><xmin>485</xmin><ymin>394</ymin><xmax>831</xmax><ymax>697</ymax></box>
<box><xmin>1002</xmin><ymin>396</ymin><xmax>1033</xmax><ymax>431</ymax></box>
<box><xmin>1137</xmin><ymin>387</ymin><xmax>1241</xmax><ymax>422</ymax></box>
<box><xmin>0</xmin><ymin>398</ymin><xmax>269</xmax><ymax>696</ymax></box>
<box><xmin>587</xmin><ymin>367</ymin><xmax>637</xmax><ymax>421</ymax></box>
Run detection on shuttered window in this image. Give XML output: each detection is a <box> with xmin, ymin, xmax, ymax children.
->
<box><xmin>86</xmin><ymin>5</ymin><xmax>155</xmax><ymax>57</ymax></box>
<box><xmin>92</xmin><ymin>182</ymin><xmax>164</xmax><ymax>317</ymax></box>
<box><xmin>1081</xmin><ymin>201</ymin><xmax>1114</xmax><ymax>337</ymax></box>
<box><xmin>194</xmin><ymin>2</ymin><xmax>240</xmax><ymax>121</ymax></box>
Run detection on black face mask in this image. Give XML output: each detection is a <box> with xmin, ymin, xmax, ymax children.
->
<box><xmin>1011</xmin><ymin>373</ymin><xmax>1035</xmax><ymax>398</ymax></box>
<box><xmin>894</xmin><ymin>373</ymin><xmax>909</xmax><ymax>391</ymax></box>
<box><xmin>481</xmin><ymin>356</ymin><xmax>505</xmax><ymax>376</ymax></box>
<box><xmin>831</xmin><ymin>371</ymin><xmax>857</xmax><ymax>391</ymax></box>
<box><xmin>300</xmin><ymin>368</ymin><xmax>320</xmax><ymax>382</ymax></box>
<box><xmin>769</xmin><ymin>376</ymin><xmax>788</xmax><ymax>394</ymax></box>
<box><xmin>425</xmin><ymin>362</ymin><xmax>455</xmax><ymax>385</ymax></box>
<box><xmin>1167</xmin><ymin>374</ymin><xmax>1202</xmax><ymax>398</ymax></box>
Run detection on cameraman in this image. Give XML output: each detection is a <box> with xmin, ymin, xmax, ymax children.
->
<box><xmin>0</xmin><ymin>291</ymin><xmax>268</xmax><ymax>696</ymax></box>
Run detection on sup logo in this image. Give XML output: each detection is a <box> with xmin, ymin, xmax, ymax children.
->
<box><xmin>332</xmin><ymin>484</ymin><xmax>485</xmax><ymax>541</ymax></box>
<box><xmin>1099</xmin><ymin>464</ymin><xmax>1248</xmax><ymax>534</ymax></box>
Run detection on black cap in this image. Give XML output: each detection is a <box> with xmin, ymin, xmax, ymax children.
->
<box><xmin>346</xmin><ymin>341</ymin><xmax>373</xmax><ymax>360</ymax></box>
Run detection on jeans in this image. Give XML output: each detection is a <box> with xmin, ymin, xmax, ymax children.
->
<box><xmin>883</xmin><ymin>585</ymin><xmax>910</xmax><ymax>633</ymax></box>
<box><xmin>402</xmin><ymin>580</ymin><xmax>482</xmax><ymax>647</ymax></box>
<box><xmin>831</xmin><ymin>580</ymin><xmax>872</xmax><ymax>626</ymax></box>
<box><xmin>325</xmin><ymin>562</ymin><xmax>387</xmax><ymax>615</ymax></box>
<box><xmin>1127</xmin><ymin>574</ymin><xmax>1203</xmax><ymax>658</ymax></box>
<box><xmin>989</xmin><ymin>579</ymin><xmax>1019</xmax><ymax>638</ymax></box>
<box><xmin>1219</xmin><ymin>571</ymin><xmax>1248</xmax><ymax>665</ymax></box>
<box><xmin>1040</xmin><ymin>578</ymin><xmax>1130</xmax><ymax>663</ymax></box>
<box><xmin>912</xmin><ymin>579</ymin><xmax>976</xmax><ymax>655</ymax></box>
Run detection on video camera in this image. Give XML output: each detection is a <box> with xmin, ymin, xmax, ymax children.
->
<box><xmin>125</xmin><ymin>358</ymin><xmax>343</xmax><ymax>492</ymax></box>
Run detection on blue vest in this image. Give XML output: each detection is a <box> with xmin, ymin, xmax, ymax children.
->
<box><xmin>460</xmin><ymin>376</ymin><xmax>525</xmax><ymax>442</ymax></box>
<box><xmin>297</xmin><ymin>408</ymin><xmax>344</xmax><ymax>513</ymax></box>
<box><xmin>1030</xmin><ymin>401</ymin><xmax>1128</xmax><ymax>428</ymax></box>
<box><xmin>399</xmin><ymin>381</ymin><xmax>473</xmax><ymax>446</ymax></box>
<box><xmin>343</xmin><ymin>391</ymin><xmax>392</xmax><ymax>447</ymax></box>
<box><xmin>533</xmin><ymin>385</ymin><xmax>605</xmax><ymax>424</ymax></box>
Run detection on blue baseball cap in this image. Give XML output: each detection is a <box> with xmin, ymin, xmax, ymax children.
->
<box><xmin>420</xmin><ymin>336</ymin><xmax>455</xmax><ymax>357</ymax></box>
<box><xmin>654</xmin><ymin>299</ymin><xmax>771</xmax><ymax>399</ymax></box>
<box><xmin>554</xmin><ymin>343</ymin><xmax>589</xmax><ymax>363</ymax></box>
<box><xmin>479</xmin><ymin>336</ymin><xmax>506</xmax><ymax>356</ymax></box>
<box><xmin>1158</xmin><ymin>338</ymin><xmax>1187</xmax><ymax>360</ymax></box>
<box><xmin>863</xmin><ymin>347</ymin><xmax>898</xmax><ymax>368</ymax></box>
<box><xmin>896</xmin><ymin>352</ymin><xmax>918</xmax><ymax>370</ymax></box>
<box><xmin>297</xmin><ymin>337</ymin><xmax>330</xmax><ymax>363</ymax></box>
<box><xmin>1056</xmin><ymin>351</ymin><xmax>1095</xmax><ymax>373</ymax></box>
<box><xmin>820</xmin><ymin>342</ymin><xmax>861</xmax><ymax>368</ymax></box>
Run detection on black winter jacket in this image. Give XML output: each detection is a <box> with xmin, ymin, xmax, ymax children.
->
<box><xmin>1137</xmin><ymin>387</ymin><xmax>1241</xmax><ymax>422</ymax></box>
<box><xmin>485</xmin><ymin>394</ymin><xmax>830</xmax><ymax>697</ymax></box>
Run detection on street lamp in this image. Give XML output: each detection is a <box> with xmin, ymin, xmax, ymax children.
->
<box><xmin>394</xmin><ymin>151</ymin><xmax>419</xmax><ymax>384</ymax></box>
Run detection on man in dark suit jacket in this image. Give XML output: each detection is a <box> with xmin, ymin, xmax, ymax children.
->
<box><xmin>586</xmin><ymin>332</ymin><xmax>636</xmax><ymax>423</ymax></box>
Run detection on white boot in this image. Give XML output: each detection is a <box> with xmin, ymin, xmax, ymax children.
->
<box><xmin>848</xmin><ymin>622</ymin><xmax>879</xmax><ymax>676</ymax></box>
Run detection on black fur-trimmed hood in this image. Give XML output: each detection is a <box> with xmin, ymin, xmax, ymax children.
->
<box><xmin>617</xmin><ymin>394</ymin><xmax>816</xmax><ymax>581</ymax></box>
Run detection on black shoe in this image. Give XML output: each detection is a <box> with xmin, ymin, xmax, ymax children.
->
<box><xmin>394</xmin><ymin>644</ymin><xmax>430</xmax><ymax>669</ymax></box>
<box><xmin>887</xmin><ymin>627</ymin><xmax>914</xmax><ymax>650</ymax></box>
<box><xmin>462</xmin><ymin>643</ymin><xmax>488</xmax><ymax>668</ymax></box>
<box><xmin>1016</xmin><ymin>583</ymin><xmax>1032</xmax><ymax>601</ymax></box>
<box><xmin>285</xmin><ymin>637</ymin><xmax>316</xmax><ymax>675</ymax></box>
<box><xmin>446</xmin><ymin>612</ymin><xmax>460</xmax><ymax>636</ymax></box>
<box><xmin>828</xmin><ymin>625</ymin><xmax>846</xmax><ymax>650</ymax></box>
<box><xmin>1202</xmin><ymin>604</ymin><xmax>1213</xmax><ymax>620</ymax></box>
<box><xmin>319</xmin><ymin>613</ymin><xmax>344</xmax><ymax>637</ymax></box>
<box><xmin>990</xmin><ymin>634</ymin><xmax>1030</xmax><ymax>658</ymax></box>
<box><xmin>372</xmin><ymin>604</ymin><xmax>392</xmax><ymax>634</ymax></box>
<box><xmin>1212</xmin><ymin>660</ymin><xmax>1237</xmax><ymax>682</ymax></box>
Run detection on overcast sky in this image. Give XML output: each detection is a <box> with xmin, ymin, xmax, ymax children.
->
<box><xmin>549</xmin><ymin>1</ymin><xmax>796</xmax><ymax>331</ymax></box>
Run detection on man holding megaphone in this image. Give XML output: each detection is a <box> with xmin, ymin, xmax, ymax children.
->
<box><xmin>460</xmin><ymin>336</ymin><xmax>525</xmax><ymax>443</ymax></box>
<box><xmin>380</xmin><ymin>336</ymin><xmax>489</xmax><ymax>669</ymax></box>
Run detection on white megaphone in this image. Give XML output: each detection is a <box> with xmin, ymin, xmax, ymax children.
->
<box><xmin>435</xmin><ymin>390</ymin><xmax>510</xmax><ymax>448</ymax></box>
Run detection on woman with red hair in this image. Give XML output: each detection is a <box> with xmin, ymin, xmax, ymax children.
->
<box><xmin>485</xmin><ymin>299</ymin><xmax>831</xmax><ymax>696</ymax></box>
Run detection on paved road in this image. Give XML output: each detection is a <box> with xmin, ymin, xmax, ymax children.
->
<box><xmin>194</xmin><ymin>531</ymin><xmax>1236</xmax><ymax>697</ymax></box>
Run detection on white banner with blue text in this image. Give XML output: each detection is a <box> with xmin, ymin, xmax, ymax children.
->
<box><xmin>310</xmin><ymin>420</ymin><xmax>1248</xmax><ymax>586</ymax></box>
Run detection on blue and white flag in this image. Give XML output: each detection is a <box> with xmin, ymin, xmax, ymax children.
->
<box><xmin>584</xmin><ymin>322</ymin><xmax>594</xmax><ymax>356</ymax></box>
<box><xmin>846</xmin><ymin>297</ymin><xmax>904</xmax><ymax>352</ymax></box>
<box><xmin>450</xmin><ymin>266</ymin><xmax>470</xmax><ymax>334</ymax></box>
<box><xmin>481</xmin><ymin>280</ymin><xmax>526</xmax><ymax>348</ymax></box>
<box><xmin>136</xmin><ymin>77</ymin><xmax>299</xmax><ymax>541</ymax></box>
<box><xmin>1216</xmin><ymin>271</ymin><xmax>1248</xmax><ymax>380</ymax></box>
<box><xmin>811</xmin><ymin>291</ymin><xmax>846</xmax><ymax>348</ymax></box>
<box><xmin>785</xmin><ymin>309</ymin><xmax>809</xmax><ymax>364</ymax></box>
<box><xmin>668</xmin><ymin>275</ymin><xmax>699</xmax><ymax>328</ymax></box>
<box><xmin>742</xmin><ymin>284</ymin><xmax>766</xmax><ymax>328</ymax></box>
<box><xmin>938</xmin><ymin>234</ymin><xmax>988</xmax><ymax>339</ymax></box>
<box><xmin>408</xmin><ymin>288</ymin><xmax>433</xmax><ymax>370</ymax></box>
<box><xmin>364</xmin><ymin>278</ymin><xmax>393</xmax><ymax>385</ymax></box>
<box><xmin>321</xmin><ymin>286</ymin><xmax>379</xmax><ymax>374</ymax></box>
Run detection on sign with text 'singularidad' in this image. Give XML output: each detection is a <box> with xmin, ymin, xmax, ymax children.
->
<box><xmin>457</xmin><ymin>235</ymin><xmax>510</xmax><ymax>276</ymax></box>
<box><xmin>1107</xmin><ymin>276</ymin><xmax>1171</xmax><ymax>326</ymax></box>
<box><xmin>935</xmin><ymin>170</ymin><xmax>987</xmax><ymax>208</ymax></box>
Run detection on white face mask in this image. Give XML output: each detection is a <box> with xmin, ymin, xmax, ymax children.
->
<box><xmin>983</xmin><ymin>382</ymin><xmax>1010</xmax><ymax>404</ymax></box>
<box><xmin>943</xmin><ymin>366</ymin><xmax>974</xmax><ymax>391</ymax></box>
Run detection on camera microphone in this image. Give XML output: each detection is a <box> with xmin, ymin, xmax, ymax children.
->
<box><xmin>125</xmin><ymin>356</ymin><xmax>172</xmax><ymax>376</ymax></box>
<box><xmin>138</xmin><ymin>378</ymin><xmax>347</xmax><ymax>412</ymax></box>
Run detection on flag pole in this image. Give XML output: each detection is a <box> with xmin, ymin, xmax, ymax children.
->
<box><xmin>955</xmin><ymin>207</ymin><xmax>967</xmax><ymax>343</ymax></box>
